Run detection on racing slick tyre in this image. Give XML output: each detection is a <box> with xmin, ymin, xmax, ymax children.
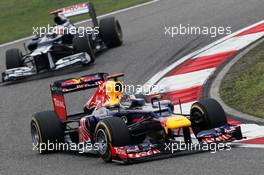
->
<box><xmin>73</xmin><ymin>34</ymin><xmax>95</xmax><ymax>63</ymax></box>
<box><xmin>31</xmin><ymin>111</ymin><xmax>64</xmax><ymax>154</ymax></box>
<box><xmin>94</xmin><ymin>117</ymin><xmax>131</xmax><ymax>162</ymax></box>
<box><xmin>99</xmin><ymin>17</ymin><xmax>123</xmax><ymax>48</ymax></box>
<box><xmin>6</xmin><ymin>48</ymin><xmax>23</xmax><ymax>69</ymax></box>
<box><xmin>190</xmin><ymin>98</ymin><xmax>227</xmax><ymax>136</ymax></box>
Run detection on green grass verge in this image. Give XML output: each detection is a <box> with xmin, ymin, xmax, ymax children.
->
<box><xmin>0</xmin><ymin>0</ymin><xmax>148</xmax><ymax>44</ymax></box>
<box><xmin>220</xmin><ymin>41</ymin><xmax>264</xmax><ymax>118</ymax></box>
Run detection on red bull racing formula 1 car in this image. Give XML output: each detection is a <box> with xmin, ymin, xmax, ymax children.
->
<box><xmin>30</xmin><ymin>73</ymin><xmax>243</xmax><ymax>163</ymax></box>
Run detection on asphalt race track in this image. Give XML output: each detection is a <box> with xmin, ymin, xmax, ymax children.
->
<box><xmin>1</xmin><ymin>0</ymin><xmax>264</xmax><ymax>174</ymax></box>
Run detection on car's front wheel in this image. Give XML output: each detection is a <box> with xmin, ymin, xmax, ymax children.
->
<box><xmin>190</xmin><ymin>98</ymin><xmax>227</xmax><ymax>137</ymax></box>
<box><xmin>94</xmin><ymin>117</ymin><xmax>131</xmax><ymax>162</ymax></box>
<box><xmin>6</xmin><ymin>48</ymin><xmax>23</xmax><ymax>69</ymax></box>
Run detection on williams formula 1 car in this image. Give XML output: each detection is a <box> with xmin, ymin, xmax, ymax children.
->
<box><xmin>30</xmin><ymin>73</ymin><xmax>243</xmax><ymax>163</ymax></box>
<box><xmin>2</xmin><ymin>3</ymin><xmax>123</xmax><ymax>82</ymax></box>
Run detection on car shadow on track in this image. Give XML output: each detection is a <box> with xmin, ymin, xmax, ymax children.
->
<box><xmin>30</xmin><ymin>145</ymin><xmax>241</xmax><ymax>165</ymax></box>
<box><xmin>61</xmin><ymin>151</ymin><xmax>100</xmax><ymax>158</ymax></box>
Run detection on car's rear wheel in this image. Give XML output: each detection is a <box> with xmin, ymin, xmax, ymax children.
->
<box><xmin>31</xmin><ymin>111</ymin><xmax>64</xmax><ymax>154</ymax></box>
<box><xmin>73</xmin><ymin>34</ymin><xmax>95</xmax><ymax>63</ymax></box>
<box><xmin>99</xmin><ymin>17</ymin><xmax>123</xmax><ymax>48</ymax></box>
<box><xmin>190</xmin><ymin>98</ymin><xmax>227</xmax><ymax>136</ymax></box>
<box><xmin>6</xmin><ymin>48</ymin><xmax>23</xmax><ymax>69</ymax></box>
<box><xmin>94</xmin><ymin>117</ymin><xmax>131</xmax><ymax>162</ymax></box>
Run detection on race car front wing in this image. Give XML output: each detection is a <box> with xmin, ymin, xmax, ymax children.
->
<box><xmin>111</xmin><ymin>124</ymin><xmax>242</xmax><ymax>164</ymax></box>
<box><xmin>2</xmin><ymin>67</ymin><xmax>35</xmax><ymax>82</ymax></box>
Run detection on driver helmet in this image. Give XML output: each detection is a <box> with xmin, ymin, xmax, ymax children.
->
<box><xmin>104</xmin><ymin>81</ymin><xmax>124</xmax><ymax>106</ymax></box>
<box><xmin>54</xmin><ymin>14</ymin><xmax>68</xmax><ymax>25</ymax></box>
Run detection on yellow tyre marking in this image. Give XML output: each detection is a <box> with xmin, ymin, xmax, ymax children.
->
<box><xmin>95</xmin><ymin>122</ymin><xmax>112</xmax><ymax>142</ymax></box>
<box><xmin>95</xmin><ymin>121</ymin><xmax>113</xmax><ymax>161</ymax></box>
<box><xmin>32</xmin><ymin>117</ymin><xmax>43</xmax><ymax>153</ymax></box>
<box><xmin>191</xmin><ymin>104</ymin><xmax>205</xmax><ymax>115</ymax></box>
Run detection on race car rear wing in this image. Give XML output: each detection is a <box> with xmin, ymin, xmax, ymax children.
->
<box><xmin>49</xmin><ymin>2</ymin><xmax>98</xmax><ymax>26</ymax></box>
<box><xmin>50</xmin><ymin>72</ymin><xmax>124</xmax><ymax>121</ymax></box>
<box><xmin>51</xmin><ymin>73</ymin><xmax>124</xmax><ymax>94</ymax></box>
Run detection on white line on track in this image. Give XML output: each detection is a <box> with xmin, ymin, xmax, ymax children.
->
<box><xmin>0</xmin><ymin>0</ymin><xmax>160</xmax><ymax>48</ymax></box>
<box><xmin>240</xmin><ymin>124</ymin><xmax>264</xmax><ymax>139</ymax></box>
<box><xmin>232</xmin><ymin>143</ymin><xmax>264</xmax><ymax>149</ymax></box>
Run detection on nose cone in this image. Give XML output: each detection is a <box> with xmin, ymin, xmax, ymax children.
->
<box><xmin>166</xmin><ymin>115</ymin><xmax>191</xmax><ymax>129</ymax></box>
